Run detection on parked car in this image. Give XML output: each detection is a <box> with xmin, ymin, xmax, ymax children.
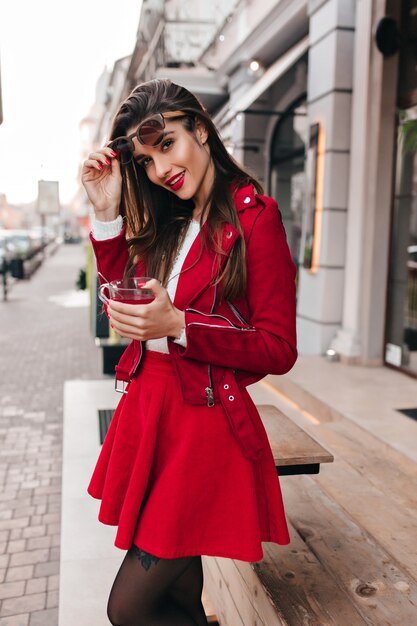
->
<box><xmin>30</xmin><ymin>226</ymin><xmax>55</xmax><ymax>248</ymax></box>
<box><xmin>4</xmin><ymin>230</ymin><xmax>35</xmax><ymax>258</ymax></box>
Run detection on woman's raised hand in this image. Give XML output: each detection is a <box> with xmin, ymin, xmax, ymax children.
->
<box><xmin>81</xmin><ymin>147</ymin><xmax>123</xmax><ymax>221</ymax></box>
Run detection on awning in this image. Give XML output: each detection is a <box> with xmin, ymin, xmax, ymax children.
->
<box><xmin>214</xmin><ymin>35</ymin><xmax>309</xmax><ymax>128</ymax></box>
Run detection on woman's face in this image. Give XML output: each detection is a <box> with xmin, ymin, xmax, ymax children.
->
<box><xmin>128</xmin><ymin>117</ymin><xmax>214</xmax><ymax>209</ymax></box>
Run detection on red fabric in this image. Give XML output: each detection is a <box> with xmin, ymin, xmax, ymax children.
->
<box><xmin>88</xmin><ymin>351</ymin><xmax>290</xmax><ymax>561</ymax></box>
<box><xmin>88</xmin><ymin>185</ymin><xmax>297</xmax><ymax>558</ymax></box>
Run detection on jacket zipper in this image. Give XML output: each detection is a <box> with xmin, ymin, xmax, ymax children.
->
<box><xmin>205</xmin><ymin>284</ymin><xmax>217</xmax><ymax>407</ymax></box>
<box><xmin>227</xmin><ymin>300</ymin><xmax>251</xmax><ymax>325</ymax></box>
<box><xmin>130</xmin><ymin>341</ymin><xmax>144</xmax><ymax>379</ymax></box>
<box><xmin>186</xmin><ymin>308</ymin><xmax>251</xmax><ymax>329</ymax></box>
<box><xmin>188</xmin><ymin>322</ymin><xmax>256</xmax><ymax>331</ymax></box>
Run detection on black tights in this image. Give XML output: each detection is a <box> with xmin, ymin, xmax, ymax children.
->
<box><xmin>107</xmin><ymin>545</ymin><xmax>209</xmax><ymax>626</ymax></box>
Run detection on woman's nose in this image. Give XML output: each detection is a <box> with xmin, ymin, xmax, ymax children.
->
<box><xmin>153</xmin><ymin>156</ymin><xmax>171</xmax><ymax>180</ymax></box>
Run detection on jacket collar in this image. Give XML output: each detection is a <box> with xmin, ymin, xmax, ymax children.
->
<box><xmin>173</xmin><ymin>220</ymin><xmax>239</xmax><ymax>309</ymax></box>
<box><xmin>173</xmin><ymin>185</ymin><xmax>255</xmax><ymax>309</ymax></box>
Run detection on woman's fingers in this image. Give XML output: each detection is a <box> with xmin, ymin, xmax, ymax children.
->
<box><xmin>108</xmin><ymin>301</ymin><xmax>152</xmax><ymax>319</ymax></box>
<box><xmin>83</xmin><ymin>158</ymin><xmax>105</xmax><ymax>172</ymax></box>
<box><xmin>83</xmin><ymin>148</ymin><xmax>118</xmax><ymax>170</ymax></box>
<box><xmin>111</xmin><ymin>320</ymin><xmax>146</xmax><ymax>340</ymax></box>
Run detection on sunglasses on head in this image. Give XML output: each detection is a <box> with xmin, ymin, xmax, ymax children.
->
<box><xmin>108</xmin><ymin>111</ymin><xmax>188</xmax><ymax>164</ymax></box>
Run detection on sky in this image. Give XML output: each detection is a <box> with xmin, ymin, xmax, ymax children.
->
<box><xmin>0</xmin><ymin>0</ymin><xmax>142</xmax><ymax>205</ymax></box>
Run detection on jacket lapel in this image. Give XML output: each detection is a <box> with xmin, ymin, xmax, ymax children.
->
<box><xmin>173</xmin><ymin>221</ymin><xmax>239</xmax><ymax>310</ymax></box>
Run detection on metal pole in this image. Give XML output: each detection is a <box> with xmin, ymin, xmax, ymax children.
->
<box><xmin>2</xmin><ymin>261</ymin><xmax>8</xmax><ymax>301</ymax></box>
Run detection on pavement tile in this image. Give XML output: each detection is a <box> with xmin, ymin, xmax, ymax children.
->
<box><xmin>33</xmin><ymin>561</ymin><xmax>59</xmax><ymax>579</ymax></box>
<box><xmin>13</xmin><ymin>509</ymin><xmax>35</xmax><ymax>521</ymax></box>
<box><xmin>0</xmin><ymin>593</ymin><xmax>46</xmax><ymax>617</ymax></box>
<box><xmin>29</xmin><ymin>499</ymin><xmax>46</xmax><ymax>508</ymax></box>
<box><xmin>0</xmin><ymin>556</ymin><xmax>10</xmax><ymax>570</ymax></box>
<box><xmin>9</xmin><ymin>550</ymin><xmax>48</xmax><ymax>569</ymax></box>
<box><xmin>46</xmin><ymin>590</ymin><xmax>58</xmax><ymax>609</ymax></box>
<box><xmin>25</xmin><ymin>578</ymin><xmax>47</xmax><ymax>596</ymax></box>
<box><xmin>48</xmin><ymin>548</ymin><xmax>59</xmax><ymax>562</ymax></box>
<box><xmin>46</xmin><ymin>575</ymin><xmax>58</xmax><ymax>592</ymax></box>
<box><xmin>46</xmin><ymin>524</ymin><xmax>59</xmax><ymax>536</ymax></box>
<box><xmin>28</xmin><ymin>608</ymin><xmax>58</xmax><ymax>626</ymax></box>
<box><xmin>6</xmin><ymin>542</ymin><xmax>26</xmax><ymax>555</ymax></box>
<box><xmin>5</xmin><ymin>567</ymin><xmax>34</xmax><ymax>583</ymax></box>
<box><xmin>0</xmin><ymin>520</ymin><xmax>29</xmax><ymax>533</ymax></box>
<box><xmin>21</xmin><ymin>528</ymin><xmax>44</xmax><ymax>541</ymax></box>
<box><xmin>33</xmin><ymin>507</ymin><xmax>45</xmax><ymax>517</ymax></box>
<box><xmin>40</xmin><ymin>514</ymin><xmax>59</xmax><ymax>526</ymax></box>
<box><xmin>26</xmin><ymin>537</ymin><xmax>51</xmax><ymax>552</ymax></box>
<box><xmin>0</xmin><ymin>613</ymin><xmax>29</xmax><ymax>626</ymax></box>
<box><xmin>0</xmin><ymin>581</ymin><xmax>25</xmax><ymax>600</ymax></box>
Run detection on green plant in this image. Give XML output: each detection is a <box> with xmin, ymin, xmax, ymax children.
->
<box><xmin>398</xmin><ymin>109</ymin><xmax>417</xmax><ymax>153</ymax></box>
<box><xmin>76</xmin><ymin>268</ymin><xmax>87</xmax><ymax>290</ymax></box>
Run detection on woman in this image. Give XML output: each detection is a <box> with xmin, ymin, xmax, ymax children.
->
<box><xmin>81</xmin><ymin>78</ymin><xmax>297</xmax><ymax>626</ymax></box>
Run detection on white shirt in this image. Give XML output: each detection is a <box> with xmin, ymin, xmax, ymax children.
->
<box><xmin>91</xmin><ymin>214</ymin><xmax>201</xmax><ymax>353</ymax></box>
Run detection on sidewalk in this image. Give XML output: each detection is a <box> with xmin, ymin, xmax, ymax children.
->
<box><xmin>0</xmin><ymin>243</ymin><xmax>103</xmax><ymax>626</ymax></box>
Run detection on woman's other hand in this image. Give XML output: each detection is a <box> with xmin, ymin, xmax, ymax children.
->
<box><xmin>107</xmin><ymin>280</ymin><xmax>185</xmax><ymax>341</ymax></box>
<box><xmin>81</xmin><ymin>147</ymin><xmax>122</xmax><ymax>221</ymax></box>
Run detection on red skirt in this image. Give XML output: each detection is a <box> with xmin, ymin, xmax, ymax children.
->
<box><xmin>87</xmin><ymin>350</ymin><xmax>290</xmax><ymax>561</ymax></box>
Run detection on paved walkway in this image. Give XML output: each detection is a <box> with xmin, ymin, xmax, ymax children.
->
<box><xmin>0</xmin><ymin>243</ymin><xmax>103</xmax><ymax>626</ymax></box>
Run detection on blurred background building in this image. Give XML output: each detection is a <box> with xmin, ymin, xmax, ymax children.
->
<box><xmin>78</xmin><ymin>0</ymin><xmax>417</xmax><ymax>379</ymax></box>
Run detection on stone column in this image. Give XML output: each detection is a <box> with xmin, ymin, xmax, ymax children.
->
<box><xmin>296</xmin><ymin>0</ymin><xmax>355</xmax><ymax>354</ymax></box>
<box><xmin>330</xmin><ymin>0</ymin><xmax>400</xmax><ymax>364</ymax></box>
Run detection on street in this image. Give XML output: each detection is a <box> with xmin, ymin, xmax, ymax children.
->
<box><xmin>0</xmin><ymin>242</ymin><xmax>103</xmax><ymax>626</ymax></box>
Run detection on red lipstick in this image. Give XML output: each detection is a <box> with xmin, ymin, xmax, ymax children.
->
<box><xmin>166</xmin><ymin>171</ymin><xmax>185</xmax><ymax>191</ymax></box>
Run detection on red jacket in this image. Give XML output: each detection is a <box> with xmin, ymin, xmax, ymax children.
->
<box><xmin>91</xmin><ymin>184</ymin><xmax>297</xmax><ymax>461</ymax></box>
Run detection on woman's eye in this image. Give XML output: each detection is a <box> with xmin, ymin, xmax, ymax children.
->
<box><xmin>140</xmin><ymin>157</ymin><xmax>152</xmax><ymax>168</ymax></box>
<box><xmin>162</xmin><ymin>139</ymin><xmax>173</xmax><ymax>150</ymax></box>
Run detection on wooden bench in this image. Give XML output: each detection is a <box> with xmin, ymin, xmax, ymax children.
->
<box><xmin>258</xmin><ymin>404</ymin><xmax>334</xmax><ymax>474</ymax></box>
<box><xmin>203</xmin><ymin>403</ymin><xmax>417</xmax><ymax>625</ymax></box>
<box><xmin>202</xmin><ymin>403</ymin><xmax>336</xmax><ymax>626</ymax></box>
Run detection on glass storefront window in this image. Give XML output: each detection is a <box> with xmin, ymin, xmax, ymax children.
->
<box><xmin>385</xmin><ymin>105</ymin><xmax>417</xmax><ymax>375</ymax></box>
<box><xmin>269</xmin><ymin>95</ymin><xmax>307</xmax><ymax>273</ymax></box>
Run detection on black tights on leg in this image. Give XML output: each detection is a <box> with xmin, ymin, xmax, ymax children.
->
<box><xmin>107</xmin><ymin>545</ymin><xmax>209</xmax><ymax>626</ymax></box>
<box><xmin>167</xmin><ymin>553</ymin><xmax>208</xmax><ymax>625</ymax></box>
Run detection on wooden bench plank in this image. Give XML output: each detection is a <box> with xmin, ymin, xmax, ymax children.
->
<box><xmin>281</xmin><ymin>475</ymin><xmax>417</xmax><ymax>624</ymax></box>
<box><xmin>258</xmin><ymin>404</ymin><xmax>334</xmax><ymax>467</ymax></box>
<box><xmin>203</xmin><ymin>513</ymin><xmax>368</xmax><ymax>626</ymax></box>
<box><xmin>317</xmin><ymin>419</ymin><xmax>417</xmax><ymax>519</ymax></box>
<box><xmin>203</xmin><ymin>556</ymin><xmax>271</xmax><ymax>626</ymax></box>
<box><xmin>298</xmin><ymin>452</ymin><xmax>417</xmax><ymax>582</ymax></box>
<box><xmin>276</xmin><ymin>407</ymin><xmax>417</xmax><ymax>584</ymax></box>
<box><xmin>203</xmin><ymin>469</ymin><xmax>417</xmax><ymax>626</ymax></box>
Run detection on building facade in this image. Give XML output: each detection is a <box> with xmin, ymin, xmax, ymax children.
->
<box><xmin>81</xmin><ymin>0</ymin><xmax>417</xmax><ymax>378</ymax></box>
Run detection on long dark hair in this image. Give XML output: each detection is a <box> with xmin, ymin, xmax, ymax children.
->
<box><xmin>109</xmin><ymin>78</ymin><xmax>263</xmax><ymax>300</ymax></box>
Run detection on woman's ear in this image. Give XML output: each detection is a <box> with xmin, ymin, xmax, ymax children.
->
<box><xmin>195</xmin><ymin>119</ymin><xmax>209</xmax><ymax>145</ymax></box>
